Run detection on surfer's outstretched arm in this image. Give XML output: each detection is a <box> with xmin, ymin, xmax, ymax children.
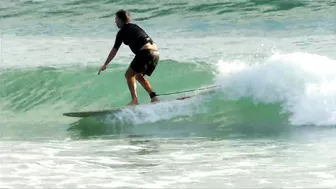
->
<box><xmin>104</xmin><ymin>48</ymin><xmax>118</xmax><ymax>66</ymax></box>
<box><xmin>98</xmin><ymin>31</ymin><xmax>123</xmax><ymax>75</ymax></box>
<box><xmin>98</xmin><ymin>47</ymin><xmax>118</xmax><ymax>75</ymax></box>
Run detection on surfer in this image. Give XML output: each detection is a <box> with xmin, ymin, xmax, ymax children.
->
<box><xmin>98</xmin><ymin>9</ymin><xmax>160</xmax><ymax>105</ymax></box>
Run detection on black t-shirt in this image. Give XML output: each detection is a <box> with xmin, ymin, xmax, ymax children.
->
<box><xmin>113</xmin><ymin>23</ymin><xmax>153</xmax><ymax>54</ymax></box>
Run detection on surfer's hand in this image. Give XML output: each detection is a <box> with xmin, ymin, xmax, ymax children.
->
<box><xmin>98</xmin><ymin>64</ymin><xmax>107</xmax><ymax>75</ymax></box>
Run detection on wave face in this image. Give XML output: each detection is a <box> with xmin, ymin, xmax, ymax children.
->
<box><xmin>1</xmin><ymin>52</ymin><xmax>335</xmax><ymax>140</ymax></box>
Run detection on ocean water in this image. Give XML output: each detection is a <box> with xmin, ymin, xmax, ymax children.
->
<box><xmin>1</xmin><ymin>0</ymin><xmax>336</xmax><ymax>188</ymax></box>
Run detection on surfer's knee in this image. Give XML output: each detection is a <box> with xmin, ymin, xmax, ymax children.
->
<box><xmin>125</xmin><ymin>68</ymin><xmax>135</xmax><ymax>79</ymax></box>
<box><xmin>135</xmin><ymin>74</ymin><xmax>145</xmax><ymax>82</ymax></box>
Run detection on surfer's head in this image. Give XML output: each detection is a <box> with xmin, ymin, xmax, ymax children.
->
<box><xmin>115</xmin><ymin>9</ymin><xmax>130</xmax><ymax>28</ymax></box>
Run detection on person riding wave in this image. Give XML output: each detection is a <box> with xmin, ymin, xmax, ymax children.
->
<box><xmin>98</xmin><ymin>9</ymin><xmax>160</xmax><ymax>105</ymax></box>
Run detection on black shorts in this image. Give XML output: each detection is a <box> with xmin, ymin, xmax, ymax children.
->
<box><xmin>130</xmin><ymin>49</ymin><xmax>159</xmax><ymax>76</ymax></box>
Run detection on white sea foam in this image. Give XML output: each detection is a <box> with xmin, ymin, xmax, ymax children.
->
<box><xmin>215</xmin><ymin>52</ymin><xmax>336</xmax><ymax>126</ymax></box>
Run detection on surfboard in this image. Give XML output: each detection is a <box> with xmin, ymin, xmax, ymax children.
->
<box><xmin>62</xmin><ymin>85</ymin><xmax>218</xmax><ymax>118</ymax></box>
<box><xmin>62</xmin><ymin>95</ymin><xmax>193</xmax><ymax>118</ymax></box>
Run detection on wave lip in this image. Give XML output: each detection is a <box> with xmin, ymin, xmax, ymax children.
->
<box><xmin>215</xmin><ymin>52</ymin><xmax>336</xmax><ymax>126</ymax></box>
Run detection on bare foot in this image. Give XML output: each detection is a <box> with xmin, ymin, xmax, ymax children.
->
<box><xmin>150</xmin><ymin>96</ymin><xmax>159</xmax><ymax>103</ymax></box>
<box><xmin>127</xmin><ymin>99</ymin><xmax>139</xmax><ymax>106</ymax></box>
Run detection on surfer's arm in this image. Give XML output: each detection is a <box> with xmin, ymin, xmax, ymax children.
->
<box><xmin>104</xmin><ymin>48</ymin><xmax>118</xmax><ymax>66</ymax></box>
<box><xmin>104</xmin><ymin>31</ymin><xmax>122</xmax><ymax>66</ymax></box>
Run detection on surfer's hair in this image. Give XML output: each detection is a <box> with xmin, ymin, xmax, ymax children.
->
<box><xmin>116</xmin><ymin>9</ymin><xmax>131</xmax><ymax>23</ymax></box>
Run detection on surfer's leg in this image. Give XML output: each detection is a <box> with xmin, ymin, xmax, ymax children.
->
<box><xmin>130</xmin><ymin>49</ymin><xmax>159</xmax><ymax>103</ymax></box>
<box><xmin>125</xmin><ymin>67</ymin><xmax>139</xmax><ymax>105</ymax></box>
<box><xmin>135</xmin><ymin>74</ymin><xmax>159</xmax><ymax>103</ymax></box>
